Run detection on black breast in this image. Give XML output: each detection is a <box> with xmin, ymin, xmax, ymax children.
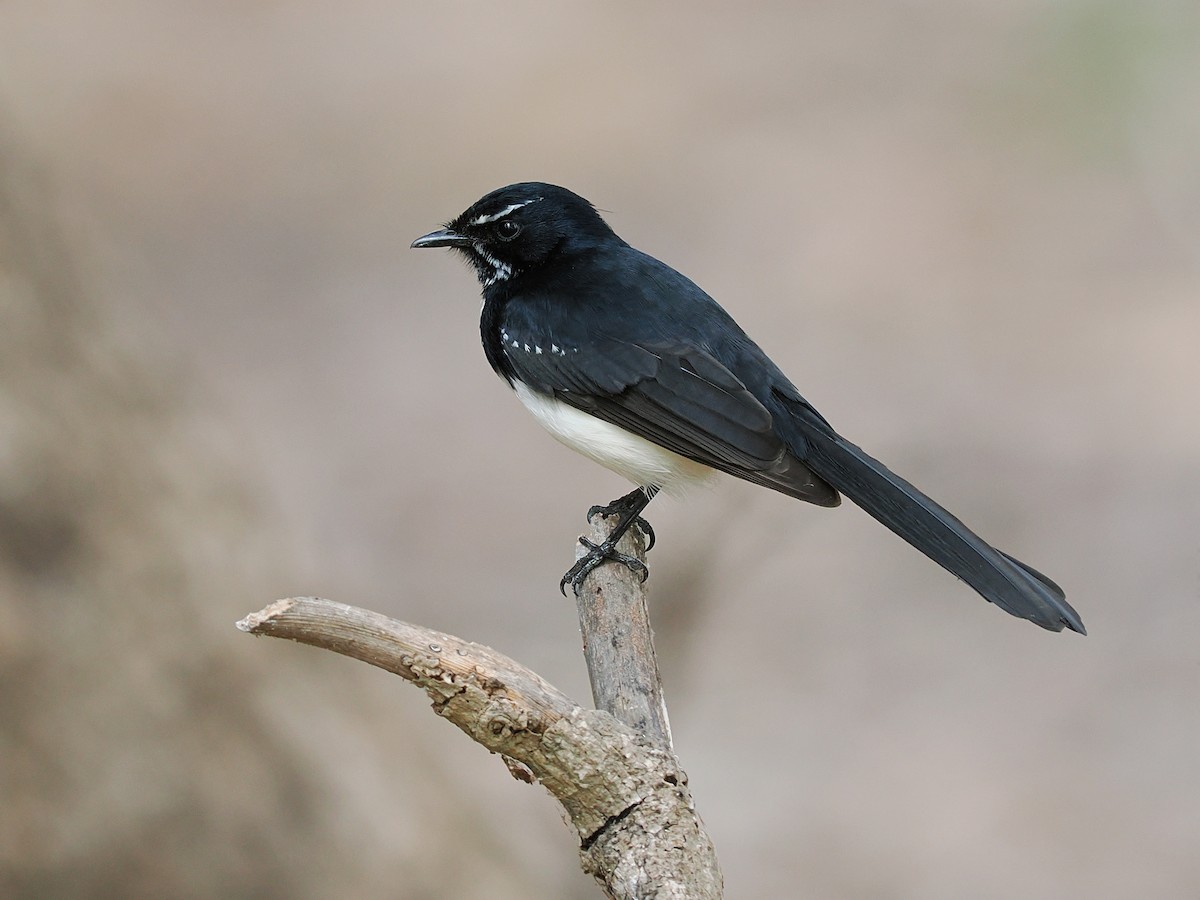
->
<box><xmin>479</xmin><ymin>288</ymin><xmax>518</xmax><ymax>385</ymax></box>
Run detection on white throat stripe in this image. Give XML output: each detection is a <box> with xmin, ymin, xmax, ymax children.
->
<box><xmin>468</xmin><ymin>198</ymin><xmax>542</xmax><ymax>225</ymax></box>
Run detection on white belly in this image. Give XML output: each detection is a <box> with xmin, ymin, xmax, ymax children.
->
<box><xmin>512</xmin><ymin>381</ymin><xmax>716</xmax><ymax>496</ymax></box>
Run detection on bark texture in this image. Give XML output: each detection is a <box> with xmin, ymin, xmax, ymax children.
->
<box><xmin>240</xmin><ymin>586</ymin><xmax>721</xmax><ymax>898</ymax></box>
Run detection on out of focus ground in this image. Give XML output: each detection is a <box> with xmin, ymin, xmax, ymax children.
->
<box><xmin>1</xmin><ymin>4</ymin><xmax>1197</xmax><ymax>898</ymax></box>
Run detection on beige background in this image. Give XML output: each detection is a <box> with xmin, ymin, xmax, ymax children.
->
<box><xmin>1</xmin><ymin>3</ymin><xmax>1197</xmax><ymax>898</ymax></box>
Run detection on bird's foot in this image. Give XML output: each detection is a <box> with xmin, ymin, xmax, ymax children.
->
<box><xmin>587</xmin><ymin>494</ymin><xmax>656</xmax><ymax>551</ymax></box>
<box><xmin>560</xmin><ymin>488</ymin><xmax>657</xmax><ymax>596</ymax></box>
<box><xmin>559</xmin><ymin>536</ymin><xmax>649</xmax><ymax>596</ymax></box>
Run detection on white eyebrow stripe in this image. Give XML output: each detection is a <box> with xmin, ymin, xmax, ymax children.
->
<box><xmin>468</xmin><ymin>198</ymin><xmax>542</xmax><ymax>225</ymax></box>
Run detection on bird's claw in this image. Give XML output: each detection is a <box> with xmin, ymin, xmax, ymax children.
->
<box><xmin>559</xmin><ymin>536</ymin><xmax>650</xmax><ymax>596</ymax></box>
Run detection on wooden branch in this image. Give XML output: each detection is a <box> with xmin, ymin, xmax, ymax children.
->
<box><xmin>237</xmin><ymin>596</ymin><xmax>721</xmax><ymax>898</ymax></box>
<box><xmin>573</xmin><ymin>511</ymin><xmax>673</xmax><ymax>746</ymax></box>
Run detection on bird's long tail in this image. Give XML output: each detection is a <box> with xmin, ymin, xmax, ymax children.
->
<box><xmin>783</xmin><ymin>402</ymin><xmax>1085</xmax><ymax>634</ymax></box>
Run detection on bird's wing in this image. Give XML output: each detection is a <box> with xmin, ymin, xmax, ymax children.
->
<box><xmin>502</xmin><ymin>337</ymin><xmax>786</xmax><ymax>472</ymax></box>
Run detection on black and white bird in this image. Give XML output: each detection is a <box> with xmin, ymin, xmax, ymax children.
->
<box><xmin>412</xmin><ymin>182</ymin><xmax>1085</xmax><ymax>635</ymax></box>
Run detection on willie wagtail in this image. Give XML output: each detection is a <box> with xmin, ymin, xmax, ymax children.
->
<box><xmin>412</xmin><ymin>183</ymin><xmax>1085</xmax><ymax>634</ymax></box>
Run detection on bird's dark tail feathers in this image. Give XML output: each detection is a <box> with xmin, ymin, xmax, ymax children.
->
<box><xmin>783</xmin><ymin>401</ymin><xmax>1085</xmax><ymax>634</ymax></box>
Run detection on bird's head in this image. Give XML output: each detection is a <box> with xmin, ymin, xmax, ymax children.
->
<box><xmin>411</xmin><ymin>182</ymin><xmax>618</xmax><ymax>287</ymax></box>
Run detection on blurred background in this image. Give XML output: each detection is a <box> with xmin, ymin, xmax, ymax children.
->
<box><xmin>1</xmin><ymin>2</ymin><xmax>1197</xmax><ymax>898</ymax></box>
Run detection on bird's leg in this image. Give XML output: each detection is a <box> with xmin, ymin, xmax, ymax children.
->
<box><xmin>560</xmin><ymin>486</ymin><xmax>659</xmax><ymax>596</ymax></box>
<box><xmin>587</xmin><ymin>486</ymin><xmax>657</xmax><ymax>551</ymax></box>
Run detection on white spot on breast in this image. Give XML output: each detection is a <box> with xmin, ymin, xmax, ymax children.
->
<box><xmin>511</xmin><ymin>381</ymin><xmax>716</xmax><ymax>496</ymax></box>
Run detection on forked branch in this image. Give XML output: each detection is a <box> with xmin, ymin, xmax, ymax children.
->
<box><xmin>238</xmin><ymin>515</ymin><xmax>720</xmax><ymax>898</ymax></box>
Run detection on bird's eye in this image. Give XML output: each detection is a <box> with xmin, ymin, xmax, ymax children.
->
<box><xmin>495</xmin><ymin>219</ymin><xmax>521</xmax><ymax>241</ymax></box>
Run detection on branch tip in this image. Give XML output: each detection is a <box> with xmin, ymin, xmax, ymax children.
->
<box><xmin>236</xmin><ymin>597</ymin><xmax>298</xmax><ymax>633</ymax></box>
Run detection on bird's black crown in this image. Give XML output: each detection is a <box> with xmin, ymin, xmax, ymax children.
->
<box><xmin>412</xmin><ymin>182</ymin><xmax>619</xmax><ymax>287</ymax></box>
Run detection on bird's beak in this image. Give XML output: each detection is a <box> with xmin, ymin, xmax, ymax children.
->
<box><xmin>411</xmin><ymin>228</ymin><xmax>472</xmax><ymax>249</ymax></box>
